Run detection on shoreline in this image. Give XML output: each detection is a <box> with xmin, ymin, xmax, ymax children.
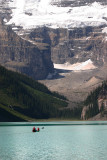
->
<box><xmin>0</xmin><ymin>120</ymin><xmax>107</xmax><ymax>127</ymax></box>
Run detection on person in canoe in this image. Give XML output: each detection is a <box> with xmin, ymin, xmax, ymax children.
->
<box><xmin>37</xmin><ymin>127</ymin><xmax>40</xmax><ymax>132</ymax></box>
<box><xmin>32</xmin><ymin>127</ymin><xmax>36</xmax><ymax>132</ymax></box>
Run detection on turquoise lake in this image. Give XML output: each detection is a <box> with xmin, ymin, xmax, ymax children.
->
<box><xmin>0</xmin><ymin>121</ymin><xmax>107</xmax><ymax>160</ymax></box>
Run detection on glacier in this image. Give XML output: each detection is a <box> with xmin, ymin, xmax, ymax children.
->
<box><xmin>6</xmin><ymin>0</ymin><xmax>107</xmax><ymax>32</ymax></box>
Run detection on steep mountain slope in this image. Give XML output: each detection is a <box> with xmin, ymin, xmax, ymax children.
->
<box><xmin>0</xmin><ymin>3</ymin><xmax>54</xmax><ymax>80</ymax></box>
<box><xmin>0</xmin><ymin>66</ymin><xmax>69</xmax><ymax>121</ymax></box>
<box><xmin>81</xmin><ymin>81</ymin><xmax>107</xmax><ymax>120</ymax></box>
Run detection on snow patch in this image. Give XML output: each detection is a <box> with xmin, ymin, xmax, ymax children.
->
<box><xmin>54</xmin><ymin>59</ymin><xmax>96</xmax><ymax>71</ymax></box>
<box><xmin>12</xmin><ymin>27</ymin><xmax>18</xmax><ymax>30</ymax></box>
<box><xmin>102</xmin><ymin>27</ymin><xmax>107</xmax><ymax>34</ymax></box>
<box><xmin>6</xmin><ymin>0</ymin><xmax>107</xmax><ymax>30</ymax></box>
<box><xmin>3</xmin><ymin>18</ymin><xmax>8</xmax><ymax>23</ymax></box>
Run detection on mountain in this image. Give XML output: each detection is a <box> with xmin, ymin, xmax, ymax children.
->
<box><xmin>0</xmin><ymin>1</ymin><xmax>54</xmax><ymax>80</ymax></box>
<box><xmin>81</xmin><ymin>81</ymin><xmax>107</xmax><ymax>120</ymax></box>
<box><xmin>2</xmin><ymin>0</ymin><xmax>107</xmax><ymax>67</ymax></box>
<box><xmin>0</xmin><ymin>0</ymin><xmax>107</xmax><ymax>108</ymax></box>
<box><xmin>0</xmin><ymin>65</ymin><xmax>70</xmax><ymax>122</ymax></box>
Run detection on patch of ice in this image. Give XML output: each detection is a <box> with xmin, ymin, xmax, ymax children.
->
<box><xmin>86</xmin><ymin>37</ymin><xmax>91</xmax><ymax>40</ymax></box>
<box><xmin>54</xmin><ymin>59</ymin><xmax>96</xmax><ymax>71</ymax></box>
<box><xmin>12</xmin><ymin>27</ymin><xmax>18</xmax><ymax>30</ymax></box>
<box><xmin>3</xmin><ymin>18</ymin><xmax>8</xmax><ymax>23</ymax></box>
<box><xmin>102</xmin><ymin>27</ymin><xmax>107</xmax><ymax>34</ymax></box>
<box><xmin>6</xmin><ymin>0</ymin><xmax>107</xmax><ymax>30</ymax></box>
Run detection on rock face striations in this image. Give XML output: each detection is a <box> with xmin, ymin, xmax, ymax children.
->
<box><xmin>0</xmin><ymin>19</ymin><xmax>53</xmax><ymax>80</ymax></box>
<box><xmin>22</xmin><ymin>25</ymin><xmax>107</xmax><ymax>67</ymax></box>
<box><xmin>3</xmin><ymin>0</ymin><xmax>107</xmax><ymax>68</ymax></box>
<box><xmin>50</xmin><ymin>26</ymin><xmax>107</xmax><ymax>66</ymax></box>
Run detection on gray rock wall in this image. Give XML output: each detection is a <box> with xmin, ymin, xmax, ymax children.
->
<box><xmin>0</xmin><ymin>19</ymin><xmax>53</xmax><ymax>80</ymax></box>
<box><xmin>26</xmin><ymin>26</ymin><xmax>107</xmax><ymax>66</ymax></box>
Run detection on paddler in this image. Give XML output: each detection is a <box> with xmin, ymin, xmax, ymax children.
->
<box><xmin>32</xmin><ymin>127</ymin><xmax>36</xmax><ymax>132</ymax></box>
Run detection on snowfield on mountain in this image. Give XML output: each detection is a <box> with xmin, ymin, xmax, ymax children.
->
<box><xmin>6</xmin><ymin>0</ymin><xmax>107</xmax><ymax>32</ymax></box>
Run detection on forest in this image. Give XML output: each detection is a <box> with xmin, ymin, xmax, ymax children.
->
<box><xmin>84</xmin><ymin>81</ymin><xmax>107</xmax><ymax>119</ymax></box>
<box><xmin>0</xmin><ymin>65</ymin><xmax>82</xmax><ymax>121</ymax></box>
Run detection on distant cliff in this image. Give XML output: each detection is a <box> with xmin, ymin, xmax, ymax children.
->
<box><xmin>23</xmin><ymin>26</ymin><xmax>107</xmax><ymax>67</ymax></box>
<box><xmin>0</xmin><ymin>19</ymin><xmax>53</xmax><ymax>80</ymax></box>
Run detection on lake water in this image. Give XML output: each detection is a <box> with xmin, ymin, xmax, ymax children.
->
<box><xmin>0</xmin><ymin>121</ymin><xmax>107</xmax><ymax>160</ymax></box>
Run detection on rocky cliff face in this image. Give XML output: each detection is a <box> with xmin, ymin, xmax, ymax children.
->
<box><xmin>3</xmin><ymin>0</ymin><xmax>106</xmax><ymax>68</ymax></box>
<box><xmin>0</xmin><ymin>18</ymin><xmax>53</xmax><ymax>80</ymax></box>
<box><xmin>20</xmin><ymin>25</ymin><xmax>107</xmax><ymax>67</ymax></box>
<box><xmin>98</xmin><ymin>89</ymin><xmax>107</xmax><ymax>110</ymax></box>
<box><xmin>50</xmin><ymin>26</ymin><xmax>107</xmax><ymax>66</ymax></box>
<box><xmin>81</xmin><ymin>86</ymin><xmax>107</xmax><ymax>120</ymax></box>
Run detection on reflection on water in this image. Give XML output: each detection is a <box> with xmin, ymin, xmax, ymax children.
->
<box><xmin>0</xmin><ymin>121</ymin><xmax>107</xmax><ymax>160</ymax></box>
